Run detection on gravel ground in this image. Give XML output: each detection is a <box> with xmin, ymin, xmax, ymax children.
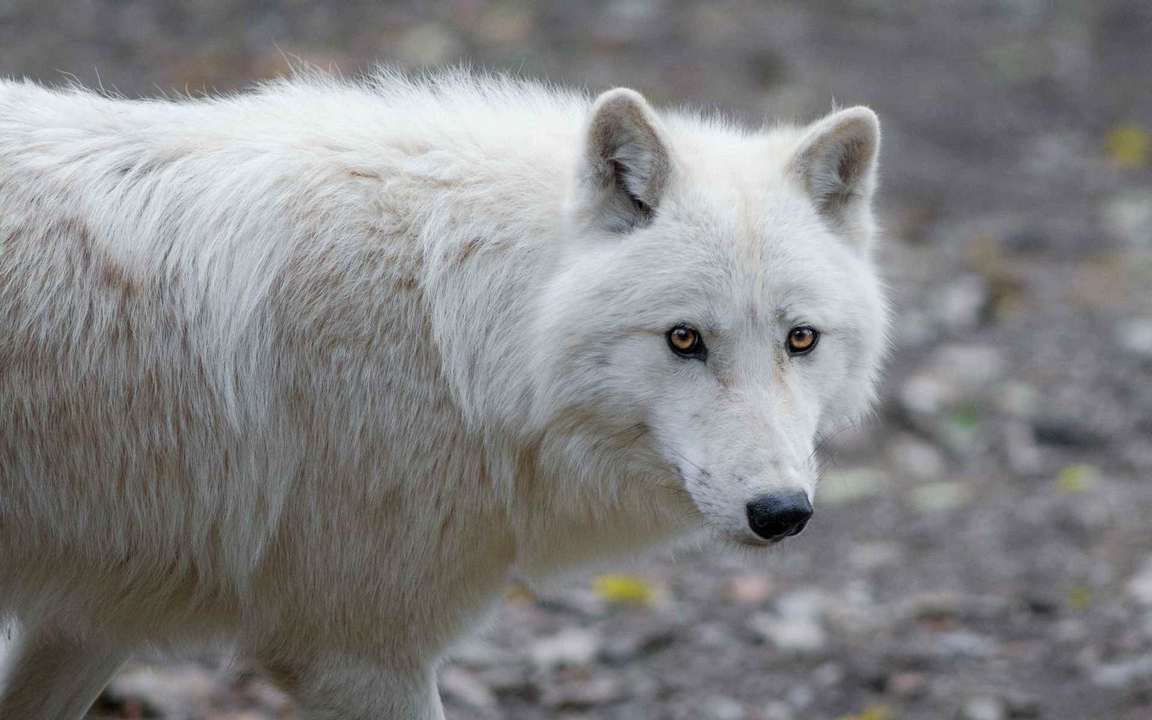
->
<box><xmin>2</xmin><ymin>1</ymin><xmax>1151</xmax><ymax>718</ymax></box>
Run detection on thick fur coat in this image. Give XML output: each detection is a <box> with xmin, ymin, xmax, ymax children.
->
<box><xmin>0</xmin><ymin>71</ymin><xmax>889</xmax><ymax>718</ymax></box>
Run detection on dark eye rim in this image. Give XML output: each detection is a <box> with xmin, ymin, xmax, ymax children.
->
<box><xmin>786</xmin><ymin>325</ymin><xmax>821</xmax><ymax>356</ymax></box>
<box><xmin>666</xmin><ymin>324</ymin><xmax>708</xmax><ymax>361</ymax></box>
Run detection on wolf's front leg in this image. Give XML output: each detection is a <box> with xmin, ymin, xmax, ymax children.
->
<box><xmin>0</xmin><ymin>622</ymin><xmax>130</xmax><ymax>720</ymax></box>
<box><xmin>263</xmin><ymin>653</ymin><xmax>445</xmax><ymax>720</ymax></box>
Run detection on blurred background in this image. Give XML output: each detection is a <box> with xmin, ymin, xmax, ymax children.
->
<box><xmin>2</xmin><ymin>1</ymin><xmax>1151</xmax><ymax>718</ymax></box>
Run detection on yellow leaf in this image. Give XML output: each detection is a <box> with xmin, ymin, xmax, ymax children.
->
<box><xmin>593</xmin><ymin>574</ymin><xmax>656</xmax><ymax>606</ymax></box>
<box><xmin>1067</xmin><ymin>585</ymin><xmax>1093</xmax><ymax>611</ymax></box>
<box><xmin>1106</xmin><ymin>125</ymin><xmax>1149</xmax><ymax>169</ymax></box>
<box><xmin>1056</xmin><ymin>464</ymin><xmax>1099</xmax><ymax>493</ymax></box>
<box><xmin>839</xmin><ymin>704</ymin><xmax>894</xmax><ymax>720</ymax></box>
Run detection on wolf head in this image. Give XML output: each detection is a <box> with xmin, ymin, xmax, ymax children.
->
<box><xmin>533</xmin><ymin>88</ymin><xmax>889</xmax><ymax>546</ymax></box>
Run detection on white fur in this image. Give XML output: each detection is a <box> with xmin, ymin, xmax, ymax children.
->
<box><xmin>0</xmin><ymin>70</ymin><xmax>889</xmax><ymax>718</ymax></box>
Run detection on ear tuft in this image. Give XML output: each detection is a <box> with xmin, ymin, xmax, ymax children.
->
<box><xmin>578</xmin><ymin>88</ymin><xmax>672</xmax><ymax>233</ymax></box>
<box><xmin>788</xmin><ymin>106</ymin><xmax>880</xmax><ymax>245</ymax></box>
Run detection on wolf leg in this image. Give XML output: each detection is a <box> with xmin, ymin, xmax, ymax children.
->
<box><xmin>0</xmin><ymin>622</ymin><xmax>129</xmax><ymax>720</ymax></box>
<box><xmin>265</xmin><ymin>653</ymin><xmax>445</xmax><ymax>720</ymax></box>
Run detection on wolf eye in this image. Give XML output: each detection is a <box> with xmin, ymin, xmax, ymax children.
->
<box><xmin>786</xmin><ymin>326</ymin><xmax>820</xmax><ymax>356</ymax></box>
<box><xmin>667</xmin><ymin>325</ymin><xmax>706</xmax><ymax>360</ymax></box>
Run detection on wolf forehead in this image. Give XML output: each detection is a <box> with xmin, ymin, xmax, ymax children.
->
<box><xmin>656</xmin><ymin>123</ymin><xmax>822</xmax><ymax>199</ymax></box>
<box><xmin>596</xmin><ymin>234</ymin><xmax>871</xmax><ymax>326</ymax></box>
<box><xmin>574</xmin><ymin>172</ymin><xmax>877</xmax><ymax>329</ymax></box>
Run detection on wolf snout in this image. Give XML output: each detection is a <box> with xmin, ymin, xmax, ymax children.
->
<box><xmin>745</xmin><ymin>491</ymin><xmax>813</xmax><ymax>541</ymax></box>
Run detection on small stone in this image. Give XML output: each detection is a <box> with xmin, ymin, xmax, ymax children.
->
<box><xmin>813</xmin><ymin>662</ymin><xmax>845</xmax><ymax>687</ymax></box>
<box><xmin>530</xmin><ymin>628</ymin><xmax>600</xmax><ymax>670</ymax></box>
<box><xmin>1132</xmin><ymin>558</ymin><xmax>1152</xmax><ymax>606</ymax></box>
<box><xmin>895</xmin><ymin>308</ymin><xmax>936</xmax><ymax>346</ymax></box>
<box><xmin>911</xmin><ymin>481</ymin><xmax>971</xmax><ymax>512</ymax></box>
<box><xmin>761</xmin><ymin>700</ymin><xmax>795</xmax><ymax>720</ymax></box>
<box><xmin>899</xmin><ymin>374</ymin><xmax>951</xmax><ymax>417</ymax></box>
<box><xmin>1004</xmin><ymin>691</ymin><xmax>1042</xmax><ymax>717</ymax></box>
<box><xmin>936</xmin><ymin>631</ymin><xmax>998</xmax><ymax>658</ymax></box>
<box><xmin>849</xmin><ymin>542</ymin><xmax>904</xmax><ymax>572</ymax></box>
<box><xmin>749</xmin><ymin>590</ymin><xmax>828</xmax><ymax>654</ymax></box>
<box><xmin>962</xmin><ymin>696</ymin><xmax>1007</xmax><ymax>720</ymax></box>
<box><xmin>601</xmin><ymin>626</ymin><xmax>676</xmax><ymax>664</ymax></box>
<box><xmin>1091</xmin><ymin>654</ymin><xmax>1152</xmax><ymax>689</ymax></box>
<box><xmin>476</xmin><ymin>665</ymin><xmax>534</xmax><ymax>696</ymax></box>
<box><xmin>542</xmin><ymin>675</ymin><xmax>626</xmax><ymax>709</ymax></box>
<box><xmin>935</xmin><ymin>344</ymin><xmax>1006</xmax><ymax>388</ymax></box>
<box><xmin>786</xmin><ymin>684</ymin><xmax>814</xmax><ymax>709</ymax></box>
<box><xmin>905</xmin><ymin>591</ymin><xmax>963</xmax><ymax>622</ymax></box>
<box><xmin>885</xmin><ymin>671</ymin><xmax>928</xmax><ymax>698</ymax></box>
<box><xmin>1031</xmin><ymin>416</ymin><xmax>1107</xmax><ymax>449</ymax></box>
<box><xmin>1102</xmin><ymin>190</ymin><xmax>1152</xmax><ymax>248</ymax></box>
<box><xmin>440</xmin><ymin>666</ymin><xmax>496</xmax><ymax>709</ymax></box>
<box><xmin>935</xmin><ymin>274</ymin><xmax>990</xmax><ymax>331</ymax></box>
<box><xmin>749</xmin><ymin>612</ymin><xmax>825</xmax><ymax>653</ymax></box>
<box><xmin>777</xmin><ymin>589</ymin><xmax>829</xmax><ymax>618</ymax></box>
<box><xmin>900</xmin><ymin>344</ymin><xmax>1006</xmax><ymax>422</ymax></box>
<box><xmin>1053</xmin><ymin>618</ymin><xmax>1088</xmax><ymax>643</ymax></box>
<box><xmin>693</xmin><ymin>621</ymin><xmax>738</xmax><ymax>649</ymax></box>
<box><xmin>819</xmin><ymin>467</ymin><xmax>888</xmax><ymax>505</ymax></box>
<box><xmin>699</xmin><ymin>695</ymin><xmax>747</xmax><ymax>720</ymax></box>
<box><xmin>1004</xmin><ymin>421</ymin><xmax>1042</xmax><ymax>475</ymax></box>
<box><xmin>1117</xmin><ymin>317</ymin><xmax>1152</xmax><ymax>359</ymax></box>
<box><xmin>889</xmin><ymin>436</ymin><xmax>946</xmax><ymax>480</ymax></box>
<box><xmin>995</xmin><ymin>382</ymin><xmax>1040</xmax><ymax>418</ymax></box>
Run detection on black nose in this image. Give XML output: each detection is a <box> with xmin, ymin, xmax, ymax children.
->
<box><xmin>746</xmin><ymin>492</ymin><xmax>813</xmax><ymax>540</ymax></box>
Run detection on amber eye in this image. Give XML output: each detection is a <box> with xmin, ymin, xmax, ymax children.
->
<box><xmin>786</xmin><ymin>326</ymin><xmax>820</xmax><ymax>355</ymax></box>
<box><xmin>667</xmin><ymin>325</ymin><xmax>706</xmax><ymax>359</ymax></box>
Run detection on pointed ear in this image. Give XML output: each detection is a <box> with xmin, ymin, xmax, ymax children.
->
<box><xmin>576</xmin><ymin>88</ymin><xmax>672</xmax><ymax>233</ymax></box>
<box><xmin>788</xmin><ymin>106</ymin><xmax>880</xmax><ymax>247</ymax></box>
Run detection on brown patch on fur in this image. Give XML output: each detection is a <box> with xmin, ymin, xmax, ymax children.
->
<box><xmin>394</xmin><ymin>276</ymin><xmax>419</xmax><ymax>292</ymax></box>
<box><xmin>456</xmin><ymin>236</ymin><xmax>483</xmax><ymax>264</ymax></box>
<box><xmin>70</xmin><ymin>219</ymin><xmax>140</xmax><ymax>300</ymax></box>
<box><xmin>99</xmin><ymin>259</ymin><xmax>138</xmax><ymax>298</ymax></box>
<box><xmin>348</xmin><ymin>170</ymin><xmax>381</xmax><ymax>180</ymax></box>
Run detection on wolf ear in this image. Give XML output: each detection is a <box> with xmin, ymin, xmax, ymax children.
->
<box><xmin>576</xmin><ymin>88</ymin><xmax>672</xmax><ymax>233</ymax></box>
<box><xmin>788</xmin><ymin>106</ymin><xmax>880</xmax><ymax>247</ymax></box>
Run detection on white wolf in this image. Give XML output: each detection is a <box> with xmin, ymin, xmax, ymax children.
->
<box><xmin>0</xmin><ymin>71</ymin><xmax>888</xmax><ymax>718</ymax></box>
